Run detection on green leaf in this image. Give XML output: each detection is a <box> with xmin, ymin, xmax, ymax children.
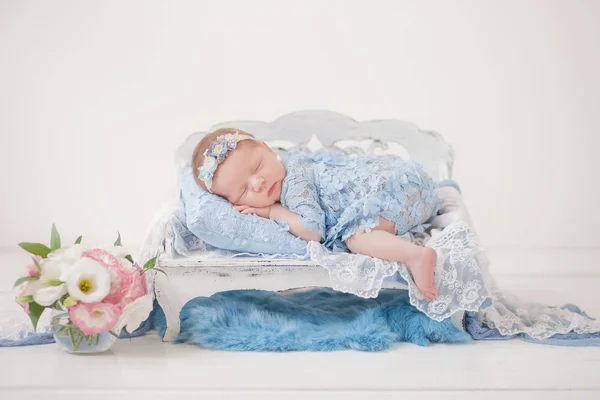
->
<box><xmin>114</xmin><ymin>232</ymin><xmax>122</xmax><ymax>247</ymax></box>
<box><xmin>40</xmin><ymin>279</ymin><xmax>63</xmax><ymax>287</ymax></box>
<box><xmin>142</xmin><ymin>266</ymin><xmax>167</xmax><ymax>277</ymax></box>
<box><xmin>68</xmin><ymin>326</ymin><xmax>77</xmax><ymax>350</ymax></box>
<box><xmin>18</xmin><ymin>242</ymin><xmax>51</xmax><ymax>258</ymax></box>
<box><xmin>50</xmin><ymin>224</ymin><xmax>61</xmax><ymax>251</ymax></box>
<box><xmin>143</xmin><ymin>255</ymin><xmax>157</xmax><ymax>270</ymax></box>
<box><xmin>15</xmin><ymin>295</ymin><xmax>34</xmax><ymax>303</ymax></box>
<box><xmin>74</xmin><ymin>235</ymin><xmax>83</xmax><ymax>245</ymax></box>
<box><xmin>27</xmin><ymin>302</ymin><xmax>46</xmax><ymax>331</ymax></box>
<box><xmin>125</xmin><ymin>255</ymin><xmax>134</xmax><ymax>264</ymax></box>
<box><xmin>63</xmin><ymin>296</ymin><xmax>77</xmax><ymax>307</ymax></box>
<box><xmin>13</xmin><ymin>276</ymin><xmax>39</xmax><ymax>288</ymax></box>
<box><xmin>56</xmin><ymin>326</ymin><xmax>69</xmax><ymax>336</ymax></box>
<box><xmin>32</xmin><ymin>257</ymin><xmax>42</xmax><ymax>275</ymax></box>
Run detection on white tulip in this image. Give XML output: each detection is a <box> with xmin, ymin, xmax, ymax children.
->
<box><xmin>31</xmin><ymin>260</ymin><xmax>67</xmax><ymax>306</ymax></box>
<box><xmin>49</xmin><ymin>244</ymin><xmax>87</xmax><ymax>282</ymax></box>
<box><xmin>118</xmin><ymin>294</ymin><xmax>153</xmax><ymax>333</ymax></box>
<box><xmin>48</xmin><ymin>244</ymin><xmax>86</xmax><ymax>262</ymax></box>
<box><xmin>33</xmin><ymin>285</ymin><xmax>67</xmax><ymax>307</ymax></box>
<box><xmin>66</xmin><ymin>258</ymin><xmax>111</xmax><ymax>303</ymax></box>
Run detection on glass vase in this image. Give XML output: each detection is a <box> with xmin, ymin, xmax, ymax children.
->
<box><xmin>51</xmin><ymin>310</ymin><xmax>121</xmax><ymax>354</ymax></box>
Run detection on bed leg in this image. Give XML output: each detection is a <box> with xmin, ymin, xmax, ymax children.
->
<box><xmin>154</xmin><ymin>271</ymin><xmax>186</xmax><ymax>342</ymax></box>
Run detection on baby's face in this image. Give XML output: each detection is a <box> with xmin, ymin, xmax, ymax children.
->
<box><xmin>210</xmin><ymin>140</ymin><xmax>285</xmax><ymax>208</ymax></box>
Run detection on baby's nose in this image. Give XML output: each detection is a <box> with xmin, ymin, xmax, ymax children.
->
<box><xmin>251</xmin><ymin>176</ymin><xmax>265</xmax><ymax>192</ymax></box>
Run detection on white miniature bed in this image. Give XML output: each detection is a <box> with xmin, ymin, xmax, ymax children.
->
<box><xmin>143</xmin><ymin>110</ymin><xmax>478</xmax><ymax>342</ymax></box>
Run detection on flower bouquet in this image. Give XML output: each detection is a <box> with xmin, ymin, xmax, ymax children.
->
<box><xmin>13</xmin><ymin>225</ymin><xmax>159</xmax><ymax>353</ymax></box>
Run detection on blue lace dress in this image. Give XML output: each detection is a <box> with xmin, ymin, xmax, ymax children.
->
<box><xmin>280</xmin><ymin>149</ymin><xmax>440</xmax><ymax>252</ymax></box>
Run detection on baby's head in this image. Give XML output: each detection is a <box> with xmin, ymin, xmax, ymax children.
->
<box><xmin>192</xmin><ymin>128</ymin><xmax>285</xmax><ymax>207</ymax></box>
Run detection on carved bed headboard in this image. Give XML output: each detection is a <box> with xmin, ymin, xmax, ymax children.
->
<box><xmin>175</xmin><ymin>110</ymin><xmax>454</xmax><ymax>181</ymax></box>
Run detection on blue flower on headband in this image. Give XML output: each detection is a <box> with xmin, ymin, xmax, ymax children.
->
<box><xmin>198</xmin><ymin>131</ymin><xmax>253</xmax><ymax>192</ymax></box>
<box><xmin>198</xmin><ymin>166</ymin><xmax>214</xmax><ymax>183</ymax></box>
<box><xmin>207</xmin><ymin>138</ymin><xmax>230</xmax><ymax>162</ymax></box>
<box><xmin>225</xmin><ymin>134</ymin><xmax>238</xmax><ymax>150</ymax></box>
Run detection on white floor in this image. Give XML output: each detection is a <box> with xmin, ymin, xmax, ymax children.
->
<box><xmin>0</xmin><ymin>249</ymin><xmax>599</xmax><ymax>400</ymax></box>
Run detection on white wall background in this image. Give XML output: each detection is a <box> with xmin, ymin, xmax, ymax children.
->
<box><xmin>1</xmin><ymin>0</ymin><xmax>599</xmax><ymax>255</ymax></box>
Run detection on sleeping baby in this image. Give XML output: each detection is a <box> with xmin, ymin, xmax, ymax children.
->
<box><xmin>192</xmin><ymin>128</ymin><xmax>441</xmax><ymax>300</ymax></box>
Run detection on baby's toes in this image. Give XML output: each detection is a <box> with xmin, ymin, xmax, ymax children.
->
<box><xmin>424</xmin><ymin>288</ymin><xmax>438</xmax><ymax>301</ymax></box>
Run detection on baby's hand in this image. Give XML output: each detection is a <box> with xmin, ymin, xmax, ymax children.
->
<box><xmin>235</xmin><ymin>205</ymin><xmax>271</xmax><ymax>219</ymax></box>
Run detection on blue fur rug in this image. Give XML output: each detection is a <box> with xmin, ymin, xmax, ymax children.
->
<box><xmin>153</xmin><ymin>288</ymin><xmax>470</xmax><ymax>351</ymax></box>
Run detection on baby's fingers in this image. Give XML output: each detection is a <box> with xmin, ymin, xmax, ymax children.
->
<box><xmin>241</xmin><ymin>208</ymin><xmax>256</xmax><ymax>215</ymax></box>
<box><xmin>235</xmin><ymin>205</ymin><xmax>249</xmax><ymax>211</ymax></box>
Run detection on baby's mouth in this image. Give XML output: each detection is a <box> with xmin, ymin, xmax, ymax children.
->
<box><xmin>268</xmin><ymin>181</ymin><xmax>278</xmax><ymax>196</ymax></box>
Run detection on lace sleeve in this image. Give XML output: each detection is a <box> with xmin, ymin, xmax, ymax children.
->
<box><xmin>180</xmin><ymin>167</ymin><xmax>308</xmax><ymax>255</ymax></box>
<box><xmin>280</xmin><ymin>156</ymin><xmax>326</xmax><ymax>240</ymax></box>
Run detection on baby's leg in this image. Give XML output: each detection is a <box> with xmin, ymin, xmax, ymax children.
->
<box><xmin>346</xmin><ymin>219</ymin><xmax>438</xmax><ymax>300</ymax></box>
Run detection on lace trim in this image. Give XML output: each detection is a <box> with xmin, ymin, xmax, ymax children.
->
<box><xmin>401</xmin><ymin>221</ymin><xmax>493</xmax><ymax>321</ymax></box>
<box><xmin>308</xmin><ymin>242</ymin><xmax>401</xmax><ymax>298</ymax></box>
<box><xmin>308</xmin><ymin>221</ymin><xmax>493</xmax><ymax>321</ymax></box>
<box><xmin>478</xmin><ymin>290</ymin><xmax>600</xmax><ymax>340</ymax></box>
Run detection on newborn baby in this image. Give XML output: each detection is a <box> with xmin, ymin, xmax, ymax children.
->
<box><xmin>192</xmin><ymin>128</ymin><xmax>440</xmax><ymax>300</ymax></box>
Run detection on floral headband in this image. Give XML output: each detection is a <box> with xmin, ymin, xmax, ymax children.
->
<box><xmin>198</xmin><ymin>131</ymin><xmax>253</xmax><ymax>192</ymax></box>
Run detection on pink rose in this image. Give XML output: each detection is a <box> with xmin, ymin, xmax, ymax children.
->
<box><xmin>120</xmin><ymin>263</ymin><xmax>148</xmax><ymax>307</ymax></box>
<box><xmin>81</xmin><ymin>249</ymin><xmax>133</xmax><ymax>305</ymax></box>
<box><xmin>69</xmin><ymin>302</ymin><xmax>122</xmax><ymax>336</ymax></box>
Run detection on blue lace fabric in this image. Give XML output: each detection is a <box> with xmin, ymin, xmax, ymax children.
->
<box><xmin>180</xmin><ymin>149</ymin><xmax>439</xmax><ymax>256</ymax></box>
<box><xmin>281</xmin><ymin>149</ymin><xmax>440</xmax><ymax>252</ymax></box>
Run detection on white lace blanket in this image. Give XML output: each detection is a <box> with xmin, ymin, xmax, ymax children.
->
<box><xmin>308</xmin><ymin>220</ymin><xmax>600</xmax><ymax>340</ymax></box>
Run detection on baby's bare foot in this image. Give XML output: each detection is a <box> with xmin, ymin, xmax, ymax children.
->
<box><xmin>407</xmin><ymin>247</ymin><xmax>438</xmax><ymax>301</ymax></box>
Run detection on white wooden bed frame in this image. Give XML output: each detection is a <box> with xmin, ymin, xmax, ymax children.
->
<box><xmin>150</xmin><ymin>110</ymin><xmax>473</xmax><ymax>342</ymax></box>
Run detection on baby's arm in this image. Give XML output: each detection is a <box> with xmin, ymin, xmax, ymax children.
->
<box><xmin>235</xmin><ymin>204</ymin><xmax>321</xmax><ymax>242</ymax></box>
<box><xmin>270</xmin><ymin>203</ymin><xmax>321</xmax><ymax>242</ymax></box>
